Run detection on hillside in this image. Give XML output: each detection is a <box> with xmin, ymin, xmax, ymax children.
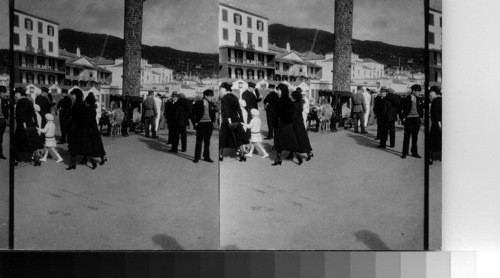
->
<box><xmin>268</xmin><ymin>24</ymin><xmax>424</xmax><ymax>72</ymax></box>
<box><xmin>59</xmin><ymin>29</ymin><xmax>218</xmax><ymax>78</ymax></box>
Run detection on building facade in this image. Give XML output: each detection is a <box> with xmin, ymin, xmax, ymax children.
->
<box><xmin>12</xmin><ymin>9</ymin><xmax>66</xmax><ymax>86</ymax></box>
<box><xmin>59</xmin><ymin>48</ymin><xmax>112</xmax><ymax>88</ymax></box>
<box><xmin>270</xmin><ymin>43</ymin><xmax>322</xmax><ymax>83</ymax></box>
<box><xmin>218</xmin><ymin>2</ymin><xmax>275</xmax><ymax>81</ymax></box>
<box><xmin>428</xmin><ymin>7</ymin><xmax>442</xmax><ymax>85</ymax></box>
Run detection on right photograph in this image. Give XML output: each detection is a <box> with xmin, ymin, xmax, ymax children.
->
<box><xmin>218</xmin><ymin>0</ymin><xmax>441</xmax><ymax>250</ymax></box>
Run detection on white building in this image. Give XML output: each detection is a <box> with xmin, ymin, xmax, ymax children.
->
<box><xmin>269</xmin><ymin>43</ymin><xmax>322</xmax><ymax>82</ymax></box>
<box><xmin>218</xmin><ymin>2</ymin><xmax>275</xmax><ymax>81</ymax></box>
<box><xmin>13</xmin><ymin>9</ymin><xmax>66</xmax><ymax>86</ymax></box>
<box><xmin>429</xmin><ymin>7</ymin><xmax>442</xmax><ymax>85</ymax></box>
<box><xmin>100</xmin><ymin>58</ymin><xmax>173</xmax><ymax>88</ymax></box>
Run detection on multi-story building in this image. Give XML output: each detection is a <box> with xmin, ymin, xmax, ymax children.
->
<box><xmin>428</xmin><ymin>7</ymin><xmax>442</xmax><ymax>85</ymax></box>
<box><xmin>218</xmin><ymin>2</ymin><xmax>275</xmax><ymax>80</ymax></box>
<box><xmin>59</xmin><ymin>48</ymin><xmax>112</xmax><ymax>87</ymax></box>
<box><xmin>269</xmin><ymin>43</ymin><xmax>322</xmax><ymax>82</ymax></box>
<box><xmin>12</xmin><ymin>9</ymin><xmax>66</xmax><ymax>86</ymax></box>
<box><xmin>100</xmin><ymin>58</ymin><xmax>173</xmax><ymax>89</ymax></box>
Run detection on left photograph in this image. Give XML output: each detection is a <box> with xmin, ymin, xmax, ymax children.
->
<box><xmin>10</xmin><ymin>0</ymin><xmax>219</xmax><ymax>249</ymax></box>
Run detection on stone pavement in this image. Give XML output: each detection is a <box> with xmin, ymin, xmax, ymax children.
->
<box><xmin>220</xmin><ymin>113</ymin><xmax>441</xmax><ymax>250</ymax></box>
<box><xmin>13</xmin><ymin>126</ymin><xmax>219</xmax><ymax>250</ymax></box>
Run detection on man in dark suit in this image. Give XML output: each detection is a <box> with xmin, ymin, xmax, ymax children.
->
<box><xmin>170</xmin><ymin>92</ymin><xmax>192</xmax><ymax>153</ymax></box>
<box><xmin>142</xmin><ymin>91</ymin><xmax>158</xmax><ymax>138</ymax></box>
<box><xmin>241</xmin><ymin>82</ymin><xmax>261</xmax><ymax>111</ymax></box>
<box><xmin>0</xmin><ymin>86</ymin><xmax>8</xmax><ymax>159</ymax></box>
<box><xmin>351</xmin><ymin>88</ymin><xmax>367</xmax><ymax>133</ymax></box>
<box><xmin>373</xmin><ymin>86</ymin><xmax>386</xmax><ymax>140</ymax></box>
<box><xmin>164</xmin><ymin>94</ymin><xmax>176</xmax><ymax>144</ymax></box>
<box><xmin>36</xmin><ymin>87</ymin><xmax>51</xmax><ymax>127</ymax></box>
<box><xmin>377</xmin><ymin>88</ymin><xmax>401</xmax><ymax>148</ymax></box>
<box><xmin>263</xmin><ymin>84</ymin><xmax>279</xmax><ymax>139</ymax></box>
<box><xmin>56</xmin><ymin>89</ymin><xmax>72</xmax><ymax>144</ymax></box>
<box><xmin>191</xmin><ymin>89</ymin><xmax>217</xmax><ymax>163</ymax></box>
<box><xmin>399</xmin><ymin>84</ymin><xmax>424</xmax><ymax>159</ymax></box>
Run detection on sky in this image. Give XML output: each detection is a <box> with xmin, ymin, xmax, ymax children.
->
<box><xmin>0</xmin><ymin>0</ymin><xmax>438</xmax><ymax>51</ymax></box>
<box><xmin>224</xmin><ymin>0</ymin><xmax>426</xmax><ymax>48</ymax></box>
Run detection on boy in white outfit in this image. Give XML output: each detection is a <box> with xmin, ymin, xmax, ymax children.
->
<box><xmin>37</xmin><ymin>113</ymin><xmax>63</xmax><ymax>163</ymax></box>
<box><xmin>244</xmin><ymin>109</ymin><xmax>269</xmax><ymax>158</ymax></box>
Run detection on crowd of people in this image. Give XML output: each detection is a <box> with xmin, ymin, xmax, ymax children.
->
<box><xmin>12</xmin><ymin>87</ymin><xmax>107</xmax><ymax>170</ymax></box>
<box><xmin>218</xmin><ymin>82</ymin><xmax>313</xmax><ymax>166</ymax></box>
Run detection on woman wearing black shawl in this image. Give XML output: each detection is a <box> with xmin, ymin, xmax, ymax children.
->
<box><xmin>66</xmin><ymin>89</ymin><xmax>95</xmax><ymax>170</ymax></box>
<box><xmin>272</xmin><ymin>84</ymin><xmax>300</xmax><ymax>166</ymax></box>
<box><xmin>85</xmin><ymin>93</ymin><xmax>107</xmax><ymax>165</ymax></box>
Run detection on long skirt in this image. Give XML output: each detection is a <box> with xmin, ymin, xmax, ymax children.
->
<box><xmin>274</xmin><ymin>123</ymin><xmax>299</xmax><ymax>152</ymax></box>
<box><xmin>429</xmin><ymin>122</ymin><xmax>442</xmax><ymax>152</ymax></box>
<box><xmin>293</xmin><ymin>122</ymin><xmax>312</xmax><ymax>153</ymax></box>
<box><xmin>88</xmin><ymin>128</ymin><xmax>106</xmax><ymax>157</ymax></box>
<box><xmin>68</xmin><ymin>127</ymin><xmax>91</xmax><ymax>157</ymax></box>
<box><xmin>219</xmin><ymin>122</ymin><xmax>249</xmax><ymax>149</ymax></box>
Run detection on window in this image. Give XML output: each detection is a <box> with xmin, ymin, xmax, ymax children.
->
<box><xmin>26</xmin><ymin>35</ymin><xmax>32</xmax><ymax>47</ymax></box>
<box><xmin>223</xmin><ymin>28</ymin><xmax>228</xmax><ymax>40</ymax></box>
<box><xmin>257</xmin><ymin>20</ymin><xmax>264</xmax><ymax>31</ymax></box>
<box><xmin>247</xmin><ymin>32</ymin><xmax>252</xmax><ymax>44</ymax></box>
<box><xmin>25</xmin><ymin>18</ymin><xmax>33</xmax><ymax>30</ymax></box>
<box><xmin>234</xmin><ymin>13</ymin><xmax>242</xmax><ymax>25</ymax></box>
<box><xmin>38</xmin><ymin>37</ymin><xmax>43</xmax><ymax>50</ymax></box>
<box><xmin>38</xmin><ymin>21</ymin><xmax>43</xmax><ymax>33</ymax></box>
<box><xmin>47</xmin><ymin>25</ymin><xmax>54</xmax><ymax>36</ymax></box>
<box><xmin>258</xmin><ymin>37</ymin><xmax>263</xmax><ymax>47</ymax></box>
<box><xmin>13</xmin><ymin>33</ymin><xmax>20</xmax><ymax>45</ymax></box>
<box><xmin>428</xmin><ymin>31</ymin><xmax>435</xmax><ymax>44</ymax></box>
<box><xmin>235</xmin><ymin>30</ymin><xmax>241</xmax><ymax>42</ymax></box>
<box><xmin>49</xmin><ymin>41</ymin><xmax>53</xmax><ymax>52</ymax></box>
<box><xmin>247</xmin><ymin>17</ymin><xmax>252</xmax><ymax>28</ymax></box>
<box><xmin>222</xmin><ymin>9</ymin><xmax>228</xmax><ymax>22</ymax></box>
<box><xmin>38</xmin><ymin>74</ymin><xmax>45</xmax><ymax>84</ymax></box>
<box><xmin>429</xmin><ymin>13</ymin><xmax>434</xmax><ymax>26</ymax></box>
<box><xmin>14</xmin><ymin>15</ymin><xmax>19</xmax><ymax>27</ymax></box>
<box><xmin>26</xmin><ymin>73</ymin><xmax>34</xmax><ymax>83</ymax></box>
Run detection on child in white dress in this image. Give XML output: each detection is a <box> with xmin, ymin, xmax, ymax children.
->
<box><xmin>37</xmin><ymin>114</ymin><xmax>63</xmax><ymax>163</ymax></box>
<box><xmin>244</xmin><ymin>109</ymin><xmax>269</xmax><ymax>158</ymax></box>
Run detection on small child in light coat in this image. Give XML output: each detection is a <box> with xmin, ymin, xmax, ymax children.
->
<box><xmin>244</xmin><ymin>109</ymin><xmax>269</xmax><ymax>158</ymax></box>
<box><xmin>37</xmin><ymin>113</ymin><xmax>63</xmax><ymax>163</ymax></box>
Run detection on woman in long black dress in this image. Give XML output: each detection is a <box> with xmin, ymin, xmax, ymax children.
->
<box><xmin>291</xmin><ymin>90</ymin><xmax>314</xmax><ymax>162</ymax></box>
<box><xmin>66</xmin><ymin>89</ymin><xmax>95</xmax><ymax>170</ymax></box>
<box><xmin>272</xmin><ymin>84</ymin><xmax>300</xmax><ymax>166</ymax></box>
<box><xmin>13</xmin><ymin>87</ymin><xmax>43</xmax><ymax>166</ymax></box>
<box><xmin>429</xmin><ymin>86</ymin><xmax>442</xmax><ymax>165</ymax></box>
<box><xmin>218</xmin><ymin>82</ymin><xmax>249</xmax><ymax>162</ymax></box>
<box><xmin>85</xmin><ymin>93</ymin><xmax>107</xmax><ymax>165</ymax></box>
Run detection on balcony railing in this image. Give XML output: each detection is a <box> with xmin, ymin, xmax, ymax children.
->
<box><xmin>25</xmin><ymin>46</ymin><xmax>35</xmax><ymax>53</ymax></box>
<box><xmin>20</xmin><ymin>63</ymin><xmax>64</xmax><ymax>72</ymax></box>
<box><xmin>228</xmin><ymin>58</ymin><xmax>271</xmax><ymax>67</ymax></box>
<box><xmin>234</xmin><ymin>41</ymin><xmax>244</xmax><ymax>48</ymax></box>
<box><xmin>247</xmin><ymin>43</ymin><xmax>255</xmax><ymax>50</ymax></box>
<box><xmin>37</xmin><ymin>48</ymin><xmax>46</xmax><ymax>55</ymax></box>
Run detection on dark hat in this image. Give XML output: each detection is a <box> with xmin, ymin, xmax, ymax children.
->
<box><xmin>148</xmin><ymin>90</ymin><xmax>155</xmax><ymax>95</ymax></box>
<box><xmin>268</xmin><ymin>84</ymin><xmax>276</xmax><ymax>89</ymax></box>
<box><xmin>380</xmin><ymin>86</ymin><xmax>387</xmax><ymax>92</ymax></box>
<box><xmin>15</xmin><ymin>87</ymin><xmax>26</xmax><ymax>96</ymax></box>
<box><xmin>219</xmin><ymin>82</ymin><xmax>232</xmax><ymax>92</ymax></box>
<box><xmin>248</xmin><ymin>82</ymin><xmax>256</xmax><ymax>88</ymax></box>
<box><xmin>61</xmin><ymin>89</ymin><xmax>69</xmax><ymax>94</ymax></box>
<box><xmin>203</xmin><ymin>89</ymin><xmax>214</xmax><ymax>97</ymax></box>
<box><xmin>171</xmin><ymin>91</ymin><xmax>179</xmax><ymax>97</ymax></box>
<box><xmin>296</xmin><ymin>87</ymin><xmax>302</xmax><ymax>92</ymax></box>
<box><xmin>41</xmin><ymin>87</ymin><xmax>49</xmax><ymax>93</ymax></box>
<box><xmin>411</xmin><ymin>84</ymin><xmax>422</xmax><ymax>92</ymax></box>
<box><xmin>430</xmin><ymin>85</ymin><xmax>442</xmax><ymax>95</ymax></box>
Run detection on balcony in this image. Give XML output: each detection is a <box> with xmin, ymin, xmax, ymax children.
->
<box><xmin>25</xmin><ymin>46</ymin><xmax>35</xmax><ymax>53</ymax></box>
<box><xmin>20</xmin><ymin>63</ymin><xmax>64</xmax><ymax>73</ymax></box>
<box><xmin>247</xmin><ymin>43</ymin><xmax>255</xmax><ymax>50</ymax></box>
<box><xmin>228</xmin><ymin>57</ymin><xmax>272</xmax><ymax>67</ymax></box>
<box><xmin>234</xmin><ymin>41</ymin><xmax>244</xmax><ymax>48</ymax></box>
<box><xmin>37</xmin><ymin>48</ymin><xmax>46</xmax><ymax>55</ymax></box>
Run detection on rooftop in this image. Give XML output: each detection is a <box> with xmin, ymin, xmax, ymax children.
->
<box><xmin>219</xmin><ymin>2</ymin><xmax>269</xmax><ymax>20</ymax></box>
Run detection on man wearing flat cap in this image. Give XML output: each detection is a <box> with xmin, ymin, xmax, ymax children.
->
<box><xmin>373</xmin><ymin>87</ymin><xmax>386</xmax><ymax>140</ymax></box>
<box><xmin>241</xmin><ymin>82</ymin><xmax>261</xmax><ymax>112</ymax></box>
<box><xmin>191</xmin><ymin>89</ymin><xmax>217</xmax><ymax>163</ymax></box>
<box><xmin>142</xmin><ymin>91</ymin><xmax>158</xmax><ymax>138</ymax></box>
<box><xmin>164</xmin><ymin>91</ymin><xmax>177</xmax><ymax>144</ymax></box>
<box><xmin>377</xmin><ymin>88</ymin><xmax>401</xmax><ymax>148</ymax></box>
<box><xmin>170</xmin><ymin>92</ymin><xmax>192</xmax><ymax>153</ymax></box>
<box><xmin>263</xmin><ymin>84</ymin><xmax>279</xmax><ymax>139</ymax></box>
<box><xmin>399</xmin><ymin>84</ymin><xmax>424</xmax><ymax>159</ymax></box>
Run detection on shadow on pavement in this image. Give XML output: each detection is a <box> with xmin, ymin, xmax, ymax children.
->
<box><xmin>347</xmin><ymin>133</ymin><xmax>402</xmax><ymax>158</ymax></box>
<box><xmin>138</xmin><ymin>137</ymin><xmax>195</xmax><ymax>161</ymax></box>
<box><xmin>152</xmin><ymin>234</ymin><xmax>184</xmax><ymax>250</ymax></box>
<box><xmin>354</xmin><ymin>230</ymin><xmax>391</xmax><ymax>250</ymax></box>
